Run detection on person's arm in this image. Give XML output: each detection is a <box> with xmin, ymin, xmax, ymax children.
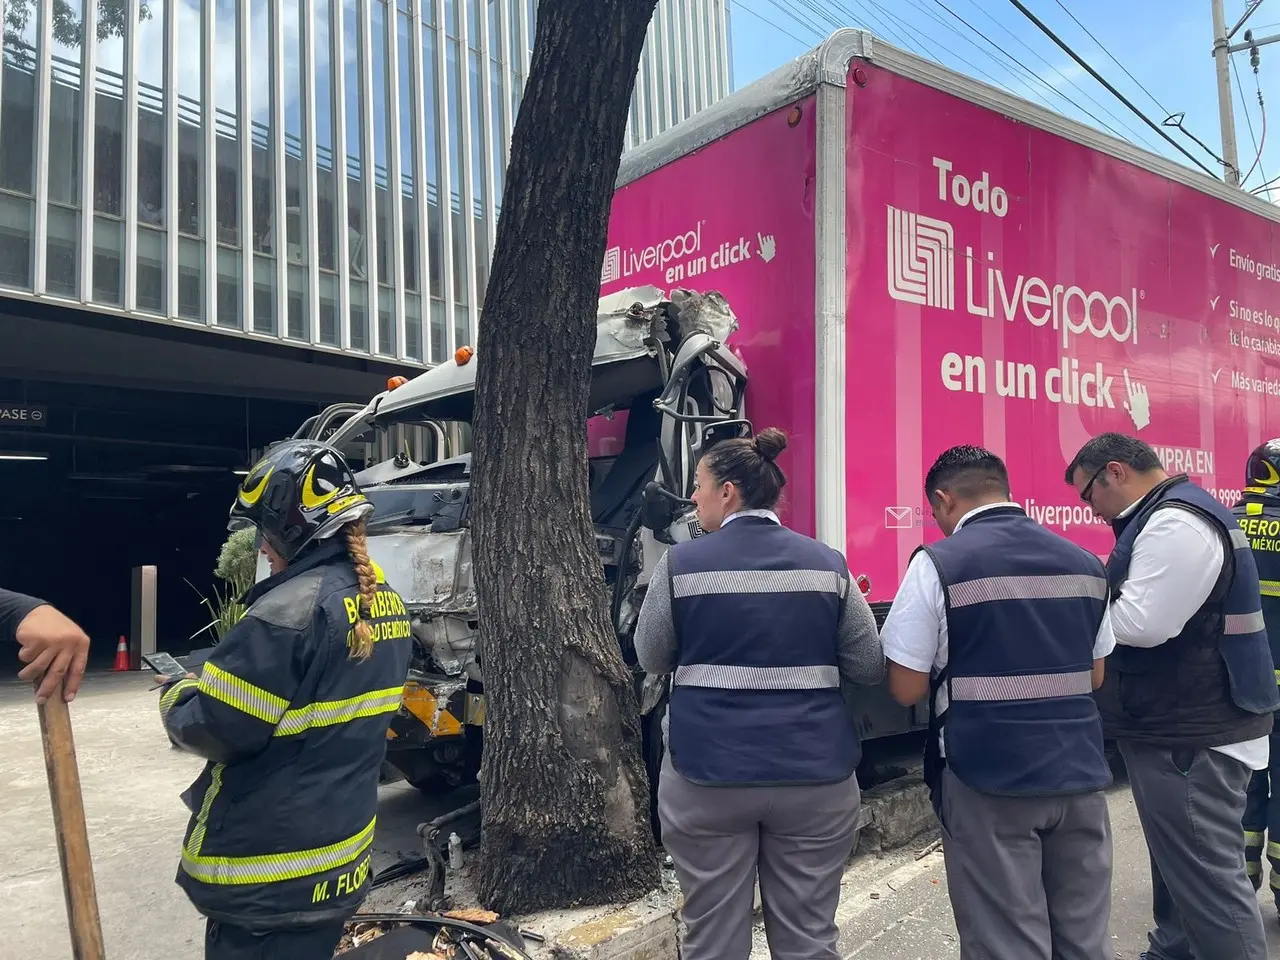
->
<box><xmin>635</xmin><ymin>552</ymin><xmax>678</xmax><ymax>676</ymax></box>
<box><xmin>835</xmin><ymin>579</ymin><xmax>885</xmax><ymax>686</ymax></box>
<box><xmin>880</xmin><ymin>552</ymin><xmax>945</xmax><ymax>707</ymax></box>
<box><xmin>5</xmin><ymin>591</ymin><xmax>91</xmax><ymax>704</ymax></box>
<box><xmin>1109</xmin><ymin>509</ymin><xmax>1224</xmax><ymax>648</ymax></box>
<box><xmin>1091</xmin><ymin>604</ymin><xmax>1117</xmax><ymax>690</ymax></box>
<box><xmin>1</xmin><ymin>588</ymin><xmax>45</xmax><ymax>642</ymax></box>
<box><xmin>162</xmin><ymin>611</ymin><xmax>311</xmax><ymax>764</ymax></box>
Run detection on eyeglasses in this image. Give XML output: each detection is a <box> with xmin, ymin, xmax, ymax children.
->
<box><xmin>1080</xmin><ymin>463</ymin><xmax>1109</xmax><ymax>504</ymax></box>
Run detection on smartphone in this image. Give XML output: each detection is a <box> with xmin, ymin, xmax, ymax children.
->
<box><xmin>142</xmin><ymin>652</ymin><xmax>187</xmax><ymax>679</ymax></box>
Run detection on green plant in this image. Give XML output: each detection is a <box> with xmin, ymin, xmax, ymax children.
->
<box><xmin>189</xmin><ymin>528</ymin><xmax>260</xmax><ymax>644</ymax></box>
<box><xmin>215</xmin><ymin>527</ymin><xmax>259</xmax><ymax>599</ymax></box>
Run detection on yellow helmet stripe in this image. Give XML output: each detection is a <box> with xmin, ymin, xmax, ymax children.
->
<box><xmin>238</xmin><ymin>466</ymin><xmax>273</xmax><ymax>506</ymax></box>
<box><xmin>300</xmin><ymin>463</ymin><xmax>341</xmax><ymax>510</ymax></box>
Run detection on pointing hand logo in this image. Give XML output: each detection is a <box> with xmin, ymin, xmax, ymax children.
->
<box><xmin>756</xmin><ymin>233</ymin><xmax>776</xmax><ymax>263</ymax></box>
<box><xmin>1122</xmin><ymin>369</ymin><xmax>1150</xmax><ymax>431</ymax></box>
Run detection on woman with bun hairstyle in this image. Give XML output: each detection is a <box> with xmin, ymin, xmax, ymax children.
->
<box><xmin>635</xmin><ymin>427</ymin><xmax>884</xmax><ymax>960</ymax></box>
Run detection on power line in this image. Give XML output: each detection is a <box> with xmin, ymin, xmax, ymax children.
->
<box><xmin>1047</xmin><ymin>0</ymin><xmax>1171</xmax><ymax>117</ymax></box>
<box><xmin>919</xmin><ymin>0</ymin><xmax>1144</xmax><ymax>145</ymax></box>
<box><xmin>1232</xmin><ymin>52</ymin><xmax>1270</xmax><ymax>194</ymax></box>
<box><xmin>736</xmin><ymin>1</ymin><xmax>819</xmax><ymax>48</ymax></box>
<box><xmin>1004</xmin><ymin>0</ymin><xmax>1218</xmax><ymax>177</ymax></box>
<box><xmin>956</xmin><ymin>0</ymin><xmax>1165</xmax><ymax>153</ymax></box>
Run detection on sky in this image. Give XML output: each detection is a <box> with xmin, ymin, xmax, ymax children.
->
<box><xmin>727</xmin><ymin>0</ymin><xmax>1280</xmax><ymax>200</ymax></box>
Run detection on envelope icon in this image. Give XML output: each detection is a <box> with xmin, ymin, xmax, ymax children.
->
<box><xmin>885</xmin><ymin>506</ymin><xmax>914</xmax><ymax>530</ymax></box>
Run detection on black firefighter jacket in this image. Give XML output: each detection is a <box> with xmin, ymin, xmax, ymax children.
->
<box><xmin>161</xmin><ymin>539</ymin><xmax>413</xmax><ymax>931</ymax></box>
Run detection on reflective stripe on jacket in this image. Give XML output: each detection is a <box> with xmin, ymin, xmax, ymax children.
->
<box><xmin>162</xmin><ymin>539</ymin><xmax>412</xmax><ymax>931</ymax></box>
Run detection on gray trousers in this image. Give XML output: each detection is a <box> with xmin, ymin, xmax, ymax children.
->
<box><xmin>657</xmin><ymin>757</ymin><xmax>860</xmax><ymax>960</ymax></box>
<box><xmin>938</xmin><ymin>768</ymin><xmax>1113</xmax><ymax>960</ymax></box>
<box><xmin>1119</xmin><ymin>740</ymin><xmax>1268</xmax><ymax>960</ymax></box>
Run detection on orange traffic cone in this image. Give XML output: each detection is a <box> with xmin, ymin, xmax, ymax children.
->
<box><xmin>111</xmin><ymin>636</ymin><xmax>130</xmax><ymax>672</ymax></box>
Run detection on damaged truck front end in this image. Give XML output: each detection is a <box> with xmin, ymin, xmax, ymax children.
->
<box><xmin>321</xmin><ymin>286</ymin><xmax>747</xmax><ymax>795</ymax></box>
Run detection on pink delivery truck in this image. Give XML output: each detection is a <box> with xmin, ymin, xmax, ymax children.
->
<box><xmin>600</xmin><ymin>28</ymin><xmax>1280</xmax><ymax>738</ymax></box>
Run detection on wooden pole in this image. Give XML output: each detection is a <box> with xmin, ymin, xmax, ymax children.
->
<box><xmin>38</xmin><ymin>692</ymin><xmax>106</xmax><ymax>960</ymax></box>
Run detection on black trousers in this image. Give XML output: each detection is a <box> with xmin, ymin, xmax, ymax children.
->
<box><xmin>204</xmin><ymin>919</ymin><xmax>347</xmax><ymax>960</ymax></box>
<box><xmin>1243</xmin><ymin>728</ymin><xmax>1280</xmax><ymax>909</ymax></box>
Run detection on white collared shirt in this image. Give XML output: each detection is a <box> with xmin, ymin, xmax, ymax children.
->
<box><xmin>880</xmin><ymin>503</ymin><xmax>1116</xmax><ymax>756</ymax></box>
<box><xmin>720</xmin><ymin>508</ymin><xmax>781</xmax><ymax>527</ymax></box>
<box><xmin>1109</xmin><ymin>495</ymin><xmax>1268</xmax><ymax>770</ymax></box>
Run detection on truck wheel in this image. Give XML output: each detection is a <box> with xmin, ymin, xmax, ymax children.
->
<box><xmin>642</xmin><ymin>702</ymin><xmax>666</xmax><ymax>844</ymax></box>
<box><xmin>407</xmin><ymin>773</ymin><xmax>453</xmax><ymax>796</ymax></box>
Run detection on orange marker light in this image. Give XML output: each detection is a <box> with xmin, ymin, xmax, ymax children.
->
<box><xmin>455</xmin><ymin>345</ymin><xmax>474</xmax><ymax>365</ymax></box>
<box><xmin>386</xmin><ymin>376</ymin><xmax>409</xmax><ymax>390</ymax></box>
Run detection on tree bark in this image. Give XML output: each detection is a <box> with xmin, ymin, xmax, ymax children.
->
<box><xmin>470</xmin><ymin>0</ymin><xmax>661</xmax><ymax>914</ymax></box>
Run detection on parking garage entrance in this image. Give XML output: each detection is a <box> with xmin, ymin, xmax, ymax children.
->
<box><xmin>1</xmin><ymin>298</ymin><xmax>412</xmax><ymax>669</ymax></box>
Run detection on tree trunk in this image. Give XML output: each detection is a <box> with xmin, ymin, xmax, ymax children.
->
<box><xmin>469</xmin><ymin>0</ymin><xmax>661</xmax><ymax>914</ymax></box>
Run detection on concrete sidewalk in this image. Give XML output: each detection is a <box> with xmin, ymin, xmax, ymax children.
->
<box><xmin>0</xmin><ymin>671</ymin><xmax>466</xmax><ymax>960</ymax></box>
<box><xmin>808</xmin><ymin>786</ymin><xmax>1280</xmax><ymax>959</ymax></box>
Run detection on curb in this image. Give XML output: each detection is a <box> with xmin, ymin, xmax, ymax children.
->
<box><xmin>528</xmin><ymin>898</ymin><xmax>680</xmax><ymax>960</ymax></box>
<box><xmin>520</xmin><ymin>774</ymin><xmax>938</xmax><ymax>960</ymax></box>
<box><xmin>853</xmin><ymin>772</ymin><xmax>936</xmax><ymax>856</ymax></box>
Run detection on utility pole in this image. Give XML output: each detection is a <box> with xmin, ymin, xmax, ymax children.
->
<box><xmin>1212</xmin><ymin>0</ymin><xmax>1241</xmax><ymax>185</ymax></box>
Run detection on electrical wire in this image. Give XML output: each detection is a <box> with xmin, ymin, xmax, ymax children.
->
<box><xmin>1003</xmin><ymin>0</ymin><xmax>1219</xmax><ymax>178</ymax></box>
<box><xmin>736</xmin><ymin>1</ymin><xmax>820</xmax><ymax>48</ymax></box>
<box><xmin>1047</xmin><ymin>0</ymin><xmax>1171</xmax><ymax>117</ymax></box>
<box><xmin>918</xmin><ymin>0</ymin><xmax>1142</xmax><ymax>144</ymax></box>
<box><xmin>743</xmin><ymin>0</ymin><xmax>1195</xmax><ymax>166</ymax></box>
<box><xmin>1244</xmin><ymin>92</ymin><xmax>1267</xmax><ymax>186</ymax></box>
<box><xmin>955</xmin><ymin>0</ymin><xmax>1165</xmax><ymax>153</ymax></box>
<box><xmin>1232</xmin><ymin>52</ymin><xmax>1269</xmax><ymax>193</ymax></box>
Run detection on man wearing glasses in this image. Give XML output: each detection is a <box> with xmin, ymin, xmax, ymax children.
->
<box><xmin>1066</xmin><ymin>432</ymin><xmax>1278</xmax><ymax>960</ymax></box>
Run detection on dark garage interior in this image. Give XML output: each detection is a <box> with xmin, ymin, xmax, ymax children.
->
<box><xmin>1</xmin><ymin>300</ymin><xmax>414</xmax><ymax>672</ymax></box>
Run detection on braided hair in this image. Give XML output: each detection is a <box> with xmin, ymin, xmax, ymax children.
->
<box><xmin>343</xmin><ymin>519</ymin><xmax>378</xmax><ymax>660</ymax></box>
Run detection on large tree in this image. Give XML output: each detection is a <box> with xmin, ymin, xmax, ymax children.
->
<box><xmin>470</xmin><ymin>0</ymin><xmax>662</xmax><ymax>914</ymax></box>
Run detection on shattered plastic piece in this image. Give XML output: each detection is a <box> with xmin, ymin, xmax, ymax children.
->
<box><xmin>668</xmin><ymin>288</ymin><xmax>738</xmax><ymax>344</ymax></box>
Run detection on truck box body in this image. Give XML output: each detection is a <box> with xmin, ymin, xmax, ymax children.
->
<box><xmin>603</xmin><ymin>30</ymin><xmax>1280</xmax><ymax>606</ymax></box>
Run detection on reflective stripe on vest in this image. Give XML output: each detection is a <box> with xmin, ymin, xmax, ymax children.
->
<box><xmin>947</xmin><ymin>573</ymin><xmax>1108</xmax><ymax>608</ymax></box>
<box><xmin>1261</xmin><ymin>580</ymin><xmax>1280</xmax><ymax>597</ymax></box>
<box><xmin>672</xmin><ymin>568</ymin><xmax>848</xmax><ymax>599</ymax></box>
<box><xmin>672</xmin><ymin>664</ymin><xmax>841</xmax><ymax>690</ymax></box>
<box><xmin>1230</xmin><ymin>527</ymin><xmax>1251</xmax><ymax>550</ymax></box>
<box><xmin>950</xmin><ymin>670</ymin><xmax>1094</xmax><ymax>702</ymax></box>
<box><xmin>1226</xmin><ymin>611</ymin><xmax>1267</xmax><ymax>634</ymax></box>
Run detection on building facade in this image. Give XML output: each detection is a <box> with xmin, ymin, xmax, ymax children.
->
<box><xmin>0</xmin><ymin>0</ymin><xmax>730</xmax><ymax>370</ymax></box>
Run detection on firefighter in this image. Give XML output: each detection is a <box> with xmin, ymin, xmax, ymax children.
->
<box><xmin>158</xmin><ymin>440</ymin><xmax>413</xmax><ymax>960</ymax></box>
<box><xmin>1234</xmin><ymin>439</ymin><xmax>1280</xmax><ymax>919</ymax></box>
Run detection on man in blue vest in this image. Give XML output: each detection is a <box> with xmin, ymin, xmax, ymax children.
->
<box><xmin>1232</xmin><ymin>440</ymin><xmax>1280</xmax><ymax>919</ymax></box>
<box><xmin>1066</xmin><ymin>432</ymin><xmax>1278</xmax><ymax>960</ymax></box>
<box><xmin>881</xmin><ymin>445</ymin><xmax>1115</xmax><ymax>960</ymax></box>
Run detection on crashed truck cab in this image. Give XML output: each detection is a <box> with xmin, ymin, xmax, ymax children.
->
<box><xmin>312</xmin><ymin>286</ymin><xmax>748</xmax><ymax>793</ymax></box>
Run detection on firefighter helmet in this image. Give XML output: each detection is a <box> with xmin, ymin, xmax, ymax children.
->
<box><xmin>228</xmin><ymin>439</ymin><xmax>374</xmax><ymax>562</ymax></box>
<box><xmin>1245</xmin><ymin>439</ymin><xmax>1280</xmax><ymax>498</ymax></box>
